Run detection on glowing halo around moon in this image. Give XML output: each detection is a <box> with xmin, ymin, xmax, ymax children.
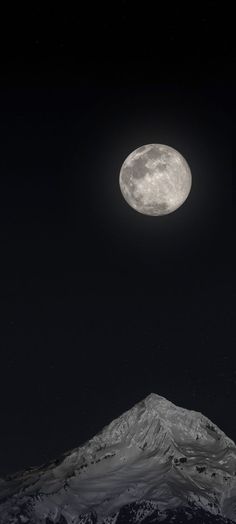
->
<box><xmin>119</xmin><ymin>144</ymin><xmax>192</xmax><ymax>216</ymax></box>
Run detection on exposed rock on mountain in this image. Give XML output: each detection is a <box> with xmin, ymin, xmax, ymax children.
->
<box><xmin>1</xmin><ymin>393</ymin><xmax>236</xmax><ymax>523</ymax></box>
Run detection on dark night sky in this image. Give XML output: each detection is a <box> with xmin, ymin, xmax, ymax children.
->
<box><xmin>0</xmin><ymin>2</ymin><xmax>233</xmax><ymax>475</ymax></box>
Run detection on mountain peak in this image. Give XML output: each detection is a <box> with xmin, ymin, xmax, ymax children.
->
<box><xmin>1</xmin><ymin>393</ymin><xmax>236</xmax><ymax>523</ymax></box>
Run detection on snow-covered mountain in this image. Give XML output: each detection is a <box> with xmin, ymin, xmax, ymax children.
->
<box><xmin>1</xmin><ymin>393</ymin><xmax>236</xmax><ymax>524</ymax></box>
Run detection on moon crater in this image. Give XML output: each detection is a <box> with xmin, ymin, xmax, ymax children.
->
<box><xmin>119</xmin><ymin>144</ymin><xmax>192</xmax><ymax>216</ymax></box>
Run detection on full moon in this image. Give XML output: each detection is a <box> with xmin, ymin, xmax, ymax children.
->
<box><xmin>119</xmin><ymin>144</ymin><xmax>192</xmax><ymax>216</ymax></box>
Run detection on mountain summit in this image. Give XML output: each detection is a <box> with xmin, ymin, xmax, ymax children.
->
<box><xmin>1</xmin><ymin>393</ymin><xmax>236</xmax><ymax>523</ymax></box>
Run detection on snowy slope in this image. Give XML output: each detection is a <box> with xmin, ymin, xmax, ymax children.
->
<box><xmin>1</xmin><ymin>393</ymin><xmax>236</xmax><ymax>523</ymax></box>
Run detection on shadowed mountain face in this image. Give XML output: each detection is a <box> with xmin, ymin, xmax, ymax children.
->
<box><xmin>43</xmin><ymin>504</ymin><xmax>236</xmax><ymax>524</ymax></box>
<box><xmin>1</xmin><ymin>394</ymin><xmax>236</xmax><ymax>523</ymax></box>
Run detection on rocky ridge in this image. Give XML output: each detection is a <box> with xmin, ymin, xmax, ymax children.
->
<box><xmin>1</xmin><ymin>393</ymin><xmax>236</xmax><ymax>523</ymax></box>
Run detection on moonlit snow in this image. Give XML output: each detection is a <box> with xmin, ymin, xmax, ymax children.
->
<box><xmin>1</xmin><ymin>393</ymin><xmax>236</xmax><ymax>523</ymax></box>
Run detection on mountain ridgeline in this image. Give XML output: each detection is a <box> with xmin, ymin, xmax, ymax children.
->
<box><xmin>1</xmin><ymin>394</ymin><xmax>236</xmax><ymax>523</ymax></box>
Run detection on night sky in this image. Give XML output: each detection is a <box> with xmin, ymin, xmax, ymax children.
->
<box><xmin>0</xmin><ymin>3</ymin><xmax>233</xmax><ymax>476</ymax></box>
